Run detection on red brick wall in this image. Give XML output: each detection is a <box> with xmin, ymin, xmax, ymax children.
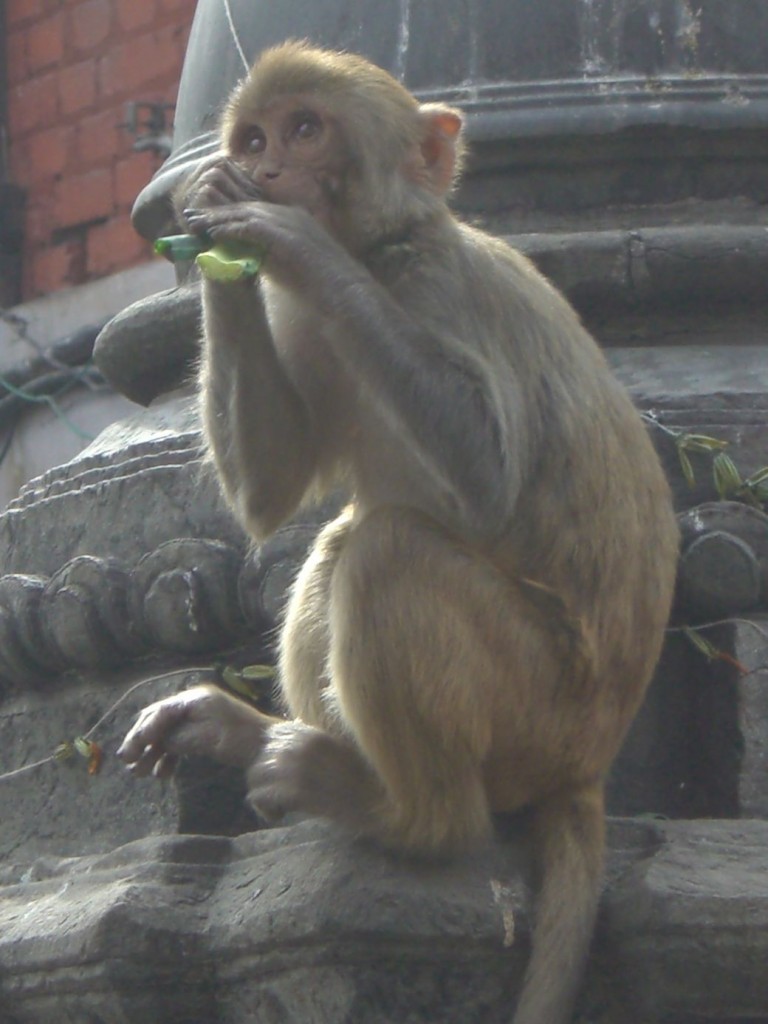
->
<box><xmin>6</xmin><ymin>0</ymin><xmax>195</xmax><ymax>300</ymax></box>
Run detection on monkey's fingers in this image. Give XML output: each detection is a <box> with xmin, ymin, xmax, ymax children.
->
<box><xmin>152</xmin><ymin>752</ymin><xmax>178</xmax><ymax>780</ymax></box>
<box><xmin>184</xmin><ymin>163</ymin><xmax>263</xmax><ymax>214</ymax></box>
<box><xmin>218</xmin><ymin>159</ymin><xmax>264</xmax><ymax>201</ymax></box>
<box><xmin>124</xmin><ymin>742</ymin><xmax>167</xmax><ymax>778</ymax></box>
<box><xmin>117</xmin><ymin>687</ymin><xmax>210</xmax><ymax>765</ymax></box>
<box><xmin>184</xmin><ymin>204</ymin><xmax>298</xmax><ymax>259</ymax></box>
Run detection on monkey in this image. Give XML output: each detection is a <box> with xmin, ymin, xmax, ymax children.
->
<box><xmin>118</xmin><ymin>41</ymin><xmax>679</xmax><ymax>1024</ymax></box>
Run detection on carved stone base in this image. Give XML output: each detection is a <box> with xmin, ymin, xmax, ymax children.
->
<box><xmin>1</xmin><ymin>819</ymin><xmax>767</xmax><ymax>1024</ymax></box>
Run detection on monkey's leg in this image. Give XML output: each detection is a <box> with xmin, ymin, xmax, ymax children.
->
<box><xmin>327</xmin><ymin>507</ymin><xmax>606</xmax><ymax>1024</ymax></box>
<box><xmin>328</xmin><ymin>504</ymin><xmax>606</xmax><ymax>849</ymax></box>
<box><xmin>323</xmin><ymin>505</ymin><xmax>518</xmax><ymax>852</ymax></box>
<box><xmin>277</xmin><ymin>506</ymin><xmax>355</xmax><ymax>731</ymax></box>
<box><xmin>254</xmin><ymin>505</ymin><xmax>572</xmax><ymax>852</ymax></box>
<box><xmin>251</xmin><ymin>504</ymin><xmax>501</xmax><ymax>846</ymax></box>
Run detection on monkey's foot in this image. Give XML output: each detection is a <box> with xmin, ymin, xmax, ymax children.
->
<box><xmin>247</xmin><ymin>722</ymin><xmax>379</xmax><ymax>829</ymax></box>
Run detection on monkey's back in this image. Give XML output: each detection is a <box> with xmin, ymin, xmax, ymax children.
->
<box><xmin>503</xmin><ymin>240</ymin><xmax>678</xmax><ymax>764</ymax></box>
<box><xmin>398</xmin><ymin>217</ymin><xmax>679</xmax><ymax>768</ymax></box>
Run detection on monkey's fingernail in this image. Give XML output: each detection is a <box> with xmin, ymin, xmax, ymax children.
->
<box><xmin>183</xmin><ymin>207</ymin><xmax>201</xmax><ymax>219</ymax></box>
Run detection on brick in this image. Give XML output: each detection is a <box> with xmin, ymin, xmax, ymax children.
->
<box><xmin>7</xmin><ymin>29</ymin><xmax>28</xmax><ymax>85</ymax></box>
<box><xmin>8</xmin><ymin>73</ymin><xmax>59</xmax><ymax>135</ymax></box>
<box><xmin>87</xmin><ymin>216</ymin><xmax>152</xmax><ymax>276</ymax></box>
<box><xmin>114</xmin><ymin>150</ymin><xmax>160</xmax><ymax>207</ymax></box>
<box><xmin>7</xmin><ymin>0</ymin><xmax>43</xmax><ymax>27</ymax></box>
<box><xmin>68</xmin><ymin>0</ymin><xmax>112</xmax><ymax>56</ymax></box>
<box><xmin>98</xmin><ymin>25</ymin><xmax>185</xmax><ymax>98</ymax></box>
<box><xmin>55</xmin><ymin>167</ymin><xmax>113</xmax><ymax>228</ymax></box>
<box><xmin>115</xmin><ymin>0</ymin><xmax>158</xmax><ymax>33</ymax></box>
<box><xmin>20</xmin><ymin>126</ymin><xmax>69</xmax><ymax>183</ymax></box>
<box><xmin>59</xmin><ymin>59</ymin><xmax>97</xmax><ymax>116</ymax></box>
<box><xmin>76</xmin><ymin>108</ymin><xmax>122</xmax><ymax>166</ymax></box>
<box><xmin>29</xmin><ymin>238</ymin><xmax>85</xmax><ymax>296</ymax></box>
<box><xmin>158</xmin><ymin>0</ymin><xmax>193</xmax><ymax>13</ymax></box>
<box><xmin>27</xmin><ymin>11</ymin><xmax>64</xmax><ymax>73</ymax></box>
<box><xmin>25</xmin><ymin>198</ymin><xmax>57</xmax><ymax>247</ymax></box>
<box><xmin>8</xmin><ymin>138</ymin><xmax>29</xmax><ymax>185</ymax></box>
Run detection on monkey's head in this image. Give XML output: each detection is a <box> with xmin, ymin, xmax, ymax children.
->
<box><xmin>220</xmin><ymin>41</ymin><xmax>466</xmax><ymax>248</ymax></box>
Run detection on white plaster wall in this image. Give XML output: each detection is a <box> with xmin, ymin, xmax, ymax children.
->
<box><xmin>0</xmin><ymin>261</ymin><xmax>175</xmax><ymax>510</ymax></box>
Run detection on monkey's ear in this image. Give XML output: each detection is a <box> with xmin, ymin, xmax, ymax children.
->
<box><xmin>417</xmin><ymin>103</ymin><xmax>465</xmax><ymax>195</ymax></box>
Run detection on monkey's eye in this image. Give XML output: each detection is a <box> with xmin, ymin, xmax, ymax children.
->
<box><xmin>240</xmin><ymin>127</ymin><xmax>266</xmax><ymax>154</ymax></box>
<box><xmin>290</xmin><ymin>111</ymin><xmax>323</xmax><ymax>142</ymax></box>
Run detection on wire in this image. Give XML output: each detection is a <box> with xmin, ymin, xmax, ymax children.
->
<box><xmin>0</xmin><ymin>370</ymin><xmax>96</xmax><ymax>441</ymax></box>
<box><xmin>0</xmin><ymin>666</ymin><xmax>213</xmax><ymax>784</ymax></box>
<box><xmin>668</xmin><ymin>617</ymin><xmax>768</xmax><ymax>644</ymax></box>
<box><xmin>221</xmin><ymin>0</ymin><xmax>249</xmax><ymax>73</ymax></box>
<box><xmin>0</xmin><ymin>755</ymin><xmax>56</xmax><ymax>782</ymax></box>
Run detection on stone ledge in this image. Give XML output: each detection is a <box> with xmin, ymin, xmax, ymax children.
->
<box><xmin>0</xmin><ymin>819</ymin><xmax>766</xmax><ymax>1023</ymax></box>
<box><xmin>515</xmin><ymin>225</ymin><xmax>768</xmax><ymax>318</ymax></box>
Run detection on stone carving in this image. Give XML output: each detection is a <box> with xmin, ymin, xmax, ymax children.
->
<box><xmin>93</xmin><ymin>284</ymin><xmax>202</xmax><ymax>406</ymax></box>
<box><xmin>678</xmin><ymin>502</ymin><xmax>768</xmax><ymax>619</ymax></box>
<box><xmin>0</xmin><ymin>529</ymin><xmax>323</xmax><ymax>694</ymax></box>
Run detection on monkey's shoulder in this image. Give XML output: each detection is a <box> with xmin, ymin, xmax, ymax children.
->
<box><xmin>372</xmin><ymin>217</ymin><xmax>576</xmax><ymax>319</ymax></box>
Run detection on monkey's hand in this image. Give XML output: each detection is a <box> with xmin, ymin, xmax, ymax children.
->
<box><xmin>183</xmin><ymin>202</ymin><xmax>364</xmax><ymax>304</ymax></box>
<box><xmin>174</xmin><ymin>156</ymin><xmax>263</xmax><ymax>228</ymax></box>
<box><xmin>117</xmin><ymin>684</ymin><xmax>275</xmax><ymax>778</ymax></box>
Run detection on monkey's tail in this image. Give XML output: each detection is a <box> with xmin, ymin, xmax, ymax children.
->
<box><xmin>512</xmin><ymin>783</ymin><xmax>605</xmax><ymax>1024</ymax></box>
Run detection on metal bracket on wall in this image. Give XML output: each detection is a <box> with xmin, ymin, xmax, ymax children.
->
<box><xmin>121</xmin><ymin>101</ymin><xmax>174</xmax><ymax>158</ymax></box>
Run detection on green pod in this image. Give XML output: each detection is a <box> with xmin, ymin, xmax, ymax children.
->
<box><xmin>154</xmin><ymin>234</ymin><xmax>208</xmax><ymax>262</ymax></box>
<box><xmin>154</xmin><ymin>233</ymin><xmax>264</xmax><ymax>282</ymax></box>
<box><xmin>196</xmin><ymin>244</ymin><xmax>264</xmax><ymax>282</ymax></box>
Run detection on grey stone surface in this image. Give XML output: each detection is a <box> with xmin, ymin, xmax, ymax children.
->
<box><xmin>607</xmin><ymin>344</ymin><xmax>768</xmax><ymax>409</ymax></box>
<box><xmin>647</xmin><ymin>617</ymin><xmax>768</xmax><ymax>825</ymax></box>
<box><xmin>135</xmin><ymin>0</ymin><xmax>768</xmax><ymax>239</ymax></box>
<box><xmin>0</xmin><ymin>819</ymin><xmax>767</xmax><ymax>1023</ymax></box>
<box><xmin>729</xmin><ymin>618</ymin><xmax>768</xmax><ymax>819</ymax></box>
<box><xmin>604</xmin><ymin>820</ymin><xmax>768</xmax><ymax>1023</ymax></box>
<box><xmin>0</xmin><ymin>671</ymin><xmax>191</xmax><ymax>863</ymax></box>
<box><xmin>0</xmin><ymin>390</ymin><xmax>237</xmax><ymax>577</ymax></box>
<box><xmin>607</xmin><ymin>634</ymin><xmax>720</xmax><ymax>819</ymax></box>
<box><xmin>608</xmin><ymin>346</ymin><xmax>768</xmax><ymax>512</ymax></box>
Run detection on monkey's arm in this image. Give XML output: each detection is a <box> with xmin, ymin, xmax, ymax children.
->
<box><xmin>189</xmin><ymin>204</ymin><xmax>518</xmax><ymax>539</ymax></box>
<box><xmin>202</xmin><ymin>280</ymin><xmax>319</xmax><ymax>539</ymax></box>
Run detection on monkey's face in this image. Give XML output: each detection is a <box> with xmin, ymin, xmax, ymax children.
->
<box><xmin>225</xmin><ymin>96</ymin><xmax>349</xmax><ymax>231</ymax></box>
